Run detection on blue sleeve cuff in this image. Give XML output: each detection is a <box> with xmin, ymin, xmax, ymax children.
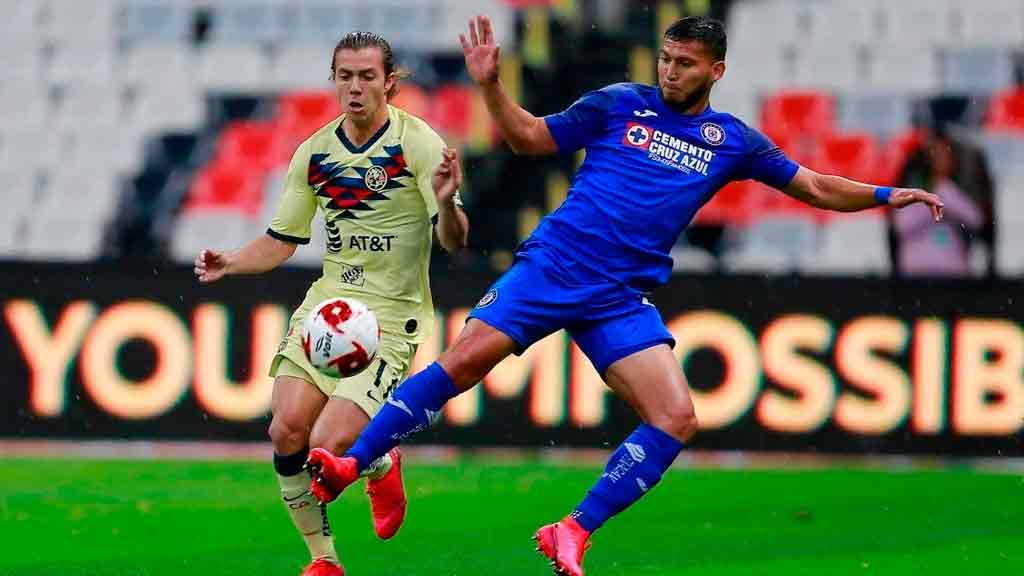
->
<box><xmin>543</xmin><ymin>114</ymin><xmax>573</xmax><ymax>154</ymax></box>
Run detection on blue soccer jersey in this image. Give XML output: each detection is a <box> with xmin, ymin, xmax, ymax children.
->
<box><xmin>536</xmin><ymin>82</ymin><xmax>799</xmax><ymax>291</ymax></box>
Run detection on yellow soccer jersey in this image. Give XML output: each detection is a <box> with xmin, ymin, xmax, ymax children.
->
<box><xmin>268</xmin><ymin>105</ymin><xmax>452</xmax><ymax>343</ymax></box>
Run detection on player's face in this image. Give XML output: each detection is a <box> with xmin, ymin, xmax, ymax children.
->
<box><xmin>657</xmin><ymin>39</ymin><xmax>725</xmax><ymax>112</ymax></box>
<box><xmin>333</xmin><ymin>48</ymin><xmax>395</xmax><ymax>125</ymax></box>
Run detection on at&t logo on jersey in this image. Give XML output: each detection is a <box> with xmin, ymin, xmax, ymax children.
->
<box><xmin>623</xmin><ymin>122</ymin><xmax>716</xmax><ymax>176</ymax></box>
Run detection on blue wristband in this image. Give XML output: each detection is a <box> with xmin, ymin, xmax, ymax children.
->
<box><xmin>874</xmin><ymin>186</ymin><xmax>893</xmax><ymax>205</ymax></box>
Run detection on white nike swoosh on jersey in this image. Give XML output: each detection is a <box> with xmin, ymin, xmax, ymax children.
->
<box><xmin>633</xmin><ymin>109</ymin><xmax>658</xmax><ymax>117</ymax></box>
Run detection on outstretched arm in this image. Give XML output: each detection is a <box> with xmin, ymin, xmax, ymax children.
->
<box><xmin>460</xmin><ymin>15</ymin><xmax>556</xmax><ymax>155</ymax></box>
<box><xmin>194</xmin><ymin>234</ymin><xmax>297</xmax><ymax>283</ymax></box>
<box><xmin>784</xmin><ymin>166</ymin><xmax>945</xmax><ymax>220</ymax></box>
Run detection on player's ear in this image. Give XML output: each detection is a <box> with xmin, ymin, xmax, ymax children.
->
<box><xmin>711</xmin><ymin>60</ymin><xmax>725</xmax><ymax>82</ymax></box>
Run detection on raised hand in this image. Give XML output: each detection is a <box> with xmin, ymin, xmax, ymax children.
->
<box><xmin>194</xmin><ymin>249</ymin><xmax>230</xmax><ymax>283</ymax></box>
<box><xmin>889</xmin><ymin>188</ymin><xmax>945</xmax><ymax>221</ymax></box>
<box><xmin>459</xmin><ymin>15</ymin><xmax>501</xmax><ymax>86</ymax></box>
<box><xmin>432</xmin><ymin>147</ymin><xmax>463</xmax><ymax>206</ymax></box>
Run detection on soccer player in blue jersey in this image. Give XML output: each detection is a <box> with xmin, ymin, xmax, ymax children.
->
<box><xmin>307</xmin><ymin>15</ymin><xmax>945</xmax><ymax>575</ymax></box>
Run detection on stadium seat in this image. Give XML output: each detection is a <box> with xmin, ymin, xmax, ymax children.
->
<box><xmin>805</xmin><ymin>0</ymin><xmax>882</xmax><ymax>46</ymax></box>
<box><xmin>274</xmin><ymin>90</ymin><xmax>340</xmax><ymax>161</ymax></box>
<box><xmin>793</xmin><ymin>42</ymin><xmax>862</xmax><ymax>91</ymax></box>
<box><xmin>801</xmin><ymin>214</ymin><xmax>889</xmax><ymax>276</ymax></box>
<box><xmin>390</xmin><ymin>83</ymin><xmax>431</xmax><ymax>122</ymax></box>
<box><xmin>54</xmin><ymin>82</ymin><xmax>123</xmax><ymax>131</ymax></box>
<box><xmin>0</xmin><ymin>82</ymin><xmax>48</xmax><ymax>128</ymax></box>
<box><xmin>208</xmin><ymin>1</ymin><xmax>291</xmax><ymax>46</ymax></box>
<box><xmin>877</xmin><ymin>0</ymin><xmax>957</xmax><ymax>45</ymax></box>
<box><xmin>431</xmin><ymin>84</ymin><xmax>476</xmax><ymax>142</ymax></box>
<box><xmin>722</xmin><ymin>215</ymin><xmax>820</xmax><ymax>274</ymax></box>
<box><xmin>116</xmin><ymin>0</ymin><xmax>192</xmax><ymax>46</ymax></box>
<box><xmin>876</xmin><ymin>129</ymin><xmax>925</xmax><ymax>186</ymax></box>
<box><xmin>837</xmin><ymin>93</ymin><xmax>915</xmax><ymax>138</ymax></box>
<box><xmin>670</xmin><ymin>245</ymin><xmax>716</xmax><ymax>273</ymax></box>
<box><xmin>186</xmin><ymin>161</ymin><xmax>265</xmax><ymax>216</ymax></box>
<box><xmin>692</xmin><ymin>180</ymin><xmax>756</xmax><ymax>226</ymax></box>
<box><xmin>760</xmin><ymin>90</ymin><xmax>835</xmax><ymax>141</ymax></box>
<box><xmin>41</xmin><ymin>0</ymin><xmax>116</xmax><ymax>49</ymax></box>
<box><xmin>23</xmin><ymin>214</ymin><xmax>107</xmax><ymax>261</ymax></box>
<box><xmin>197</xmin><ymin>45</ymin><xmax>272</xmax><ymax>92</ymax></box>
<box><xmin>48</xmin><ymin>40</ymin><xmax>115</xmax><ymax>83</ymax></box>
<box><xmin>0</xmin><ymin>2</ymin><xmax>38</xmax><ymax>47</ymax></box>
<box><xmin>132</xmin><ymin>83</ymin><xmax>205</xmax><ymax>135</ymax></box>
<box><xmin>270</xmin><ymin>44</ymin><xmax>334</xmax><ymax>91</ymax></box>
<box><xmin>213</xmin><ymin>121</ymin><xmax>281</xmax><ymax>172</ymax></box>
<box><xmin>974</xmin><ymin>131</ymin><xmax>1024</xmax><ymax>179</ymax></box>
<box><xmin>121</xmin><ymin>44</ymin><xmax>197</xmax><ymax>89</ymax></box>
<box><xmin>170</xmin><ymin>210</ymin><xmax>259</xmax><ymax>264</ymax></box>
<box><xmin>959</xmin><ymin>0</ymin><xmax>1024</xmax><ymax>46</ymax></box>
<box><xmin>940</xmin><ymin>47</ymin><xmax>1015</xmax><ymax>94</ymax></box>
<box><xmin>864</xmin><ymin>43</ymin><xmax>940</xmax><ymax>93</ymax></box>
<box><xmin>810</xmin><ymin>133</ymin><xmax>882</xmax><ymax>183</ymax></box>
<box><xmin>985</xmin><ymin>88</ymin><xmax>1024</xmax><ymax>132</ymax></box>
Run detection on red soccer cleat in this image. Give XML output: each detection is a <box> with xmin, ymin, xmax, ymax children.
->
<box><xmin>534</xmin><ymin>516</ymin><xmax>592</xmax><ymax>576</ymax></box>
<box><xmin>366</xmin><ymin>448</ymin><xmax>407</xmax><ymax>540</ymax></box>
<box><xmin>300</xmin><ymin>558</ymin><xmax>344</xmax><ymax>576</ymax></box>
<box><xmin>306</xmin><ymin>448</ymin><xmax>359</xmax><ymax>504</ymax></box>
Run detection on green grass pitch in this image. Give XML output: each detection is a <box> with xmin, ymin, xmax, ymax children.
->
<box><xmin>1</xmin><ymin>457</ymin><xmax>1021</xmax><ymax>575</ymax></box>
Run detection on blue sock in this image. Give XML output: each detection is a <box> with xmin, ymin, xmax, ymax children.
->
<box><xmin>572</xmin><ymin>423</ymin><xmax>684</xmax><ymax>533</ymax></box>
<box><xmin>345</xmin><ymin>362</ymin><xmax>457</xmax><ymax>472</ymax></box>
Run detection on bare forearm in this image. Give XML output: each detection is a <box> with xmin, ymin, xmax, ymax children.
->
<box><xmin>436</xmin><ymin>201</ymin><xmax>469</xmax><ymax>253</ymax></box>
<box><xmin>225</xmin><ymin>235</ymin><xmax>296</xmax><ymax>275</ymax></box>
<box><xmin>480</xmin><ymin>81</ymin><xmax>552</xmax><ymax>155</ymax></box>
<box><xmin>804</xmin><ymin>173</ymin><xmax>882</xmax><ymax>212</ymax></box>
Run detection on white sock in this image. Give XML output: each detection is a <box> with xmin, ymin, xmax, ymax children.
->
<box><xmin>361</xmin><ymin>452</ymin><xmax>393</xmax><ymax>481</ymax></box>
<box><xmin>278</xmin><ymin>472</ymin><xmax>338</xmax><ymax>564</ymax></box>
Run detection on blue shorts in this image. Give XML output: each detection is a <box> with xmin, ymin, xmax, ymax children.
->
<box><xmin>467</xmin><ymin>242</ymin><xmax>675</xmax><ymax>376</ymax></box>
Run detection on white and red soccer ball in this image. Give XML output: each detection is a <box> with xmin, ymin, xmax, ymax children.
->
<box><xmin>302</xmin><ymin>297</ymin><xmax>380</xmax><ymax>377</ymax></box>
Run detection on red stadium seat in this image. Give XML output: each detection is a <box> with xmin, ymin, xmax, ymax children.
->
<box><xmin>390</xmin><ymin>82</ymin><xmax>430</xmax><ymax>121</ymax></box>
<box><xmin>985</xmin><ymin>88</ymin><xmax>1024</xmax><ymax>132</ymax></box>
<box><xmin>693</xmin><ymin>180</ymin><xmax>756</xmax><ymax>225</ymax></box>
<box><xmin>431</xmin><ymin>84</ymin><xmax>475</xmax><ymax>142</ymax></box>
<box><xmin>275</xmin><ymin>90</ymin><xmax>341</xmax><ymax>162</ymax></box>
<box><xmin>810</xmin><ymin>132</ymin><xmax>881</xmax><ymax>183</ymax></box>
<box><xmin>213</xmin><ymin>121</ymin><xmax>280</xmax><ymax>171</ymax></box>
<box><xmin>761</xmin><ymin>90</ymin><xmax>836</xmax><ymax>141</ymax></box>
<box><xmin>186</xmin><ymin>161</ymin><xmax>264</xmax><ymax>216</ymax></box>
<box><xmin>877</xmin><ymin>129</ymin><xmax>925</xmax><ymax>186</ymax></box>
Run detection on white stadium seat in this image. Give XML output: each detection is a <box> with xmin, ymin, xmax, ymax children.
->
<box><xmin>197</xmin><ymin>45</ymin><xmax>273</xmax><ymax>92</ymax></box>
<box><xmin>801</xmin><ymin>215</ymin><xmax>890</xmax><ymax>276</ymax></box>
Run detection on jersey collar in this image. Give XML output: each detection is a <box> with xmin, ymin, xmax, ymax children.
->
<box><xmin>336</xmin><ymin>117</ymin><xmax>391</xmax><ymax>154</ymax></box>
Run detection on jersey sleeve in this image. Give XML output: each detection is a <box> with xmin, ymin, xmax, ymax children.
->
<box><xmin>268</xmin><ymin>141</ymin><xmax>316</xmax><ymax>244</ymax></box>
<box><xmin>543</xmin><ymin>85</ymin><xmax>619</xmax><ymax>153</ymax></box>
<box><xmin>733</xmin><ymin>124</ymin><xmax>800</xmax><ymax>190</ymax></box>
<box><xmin>407</xmin><ymin>122</ymin><xmax>446</xmax><ymax>222</ymax></box>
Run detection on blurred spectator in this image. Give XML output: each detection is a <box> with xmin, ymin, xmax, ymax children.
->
<box><xmin>890</xmin><ymin>132</ymin><xmax>994</xmax><ymax>277</ymax></box>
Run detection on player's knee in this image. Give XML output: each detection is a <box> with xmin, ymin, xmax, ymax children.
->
<box><xmin>309</xmin><ymin>426</ymin><xmax>360</xmax><ymax>456</ymax></box>
<box><xmin>268</xmin><ymin>414</ymin><xmax>310</xmax><ymax>454</ymax></box>
<box><xmin>651</xmin><ymin>400</ymin><xmax>699</xmax><ymax>443</ymax></box>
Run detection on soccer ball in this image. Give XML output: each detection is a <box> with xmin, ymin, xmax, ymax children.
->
<box><xmin>302</xmin><ymin>297</ymin><xmax>380</xmax><ymax>377</ymax></box>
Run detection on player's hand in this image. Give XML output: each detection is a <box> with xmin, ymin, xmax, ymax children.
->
<box><xmin>889</xmin><ymin>188</ymin><xmax>945</xmax><ymax>221</ymax></box>
<box><xmin>194</xmin><ymin>249</ymin><xmax>230</xmax><ymax>283</ymax></box>
<box><xmin>432</xmin><ymin>147</ymin><xmax>463</xmax><ymax>206</ymax></box>
<box><xmin>460</xmin><ymin>15</ymin><xmax>501</xmax><ymax>86</ymax></box>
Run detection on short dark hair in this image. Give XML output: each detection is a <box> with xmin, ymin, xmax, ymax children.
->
<box><xmin>664</xmin><ymin>16</ymin><xmax>727</xmax><ymax>61</ymax></box>
<box><xmin>330</xmin><ymin>32</ymin><xmax>407</xmax><ymax>99</ymax></box>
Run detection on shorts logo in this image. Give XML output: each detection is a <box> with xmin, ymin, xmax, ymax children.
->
<box><xmin>364</xmin><ymin>165</ymin><xmax>389</xmax><ymax>192</ymax></box>
<box><xmin>623</xmin><ymin>123</ymin><xmax>652</xmax><ymax>149</ymax></box>
<box><xmin>700</xmin><ymin>122</ymin><xmax>725</xmax><ymax>146</ymax></box>
<box><xmin>476</xmin><ymin>289</ymin><xmax>498</xmax><ymax>309</ymax></box>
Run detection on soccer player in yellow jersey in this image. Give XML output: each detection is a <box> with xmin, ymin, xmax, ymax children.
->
<box><xmin>194</xmin><ymin>32</ymin><xmax>469</xmax><ymax>576</ymax></box>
